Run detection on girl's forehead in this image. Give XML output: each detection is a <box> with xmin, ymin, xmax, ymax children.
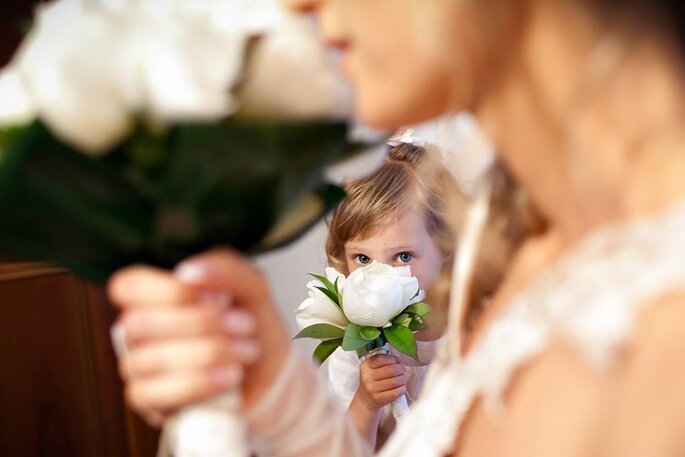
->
<box><xmin>345</xmin><ymin>212</ymin><xmax>430</xmax><ymax>248</ymax></box>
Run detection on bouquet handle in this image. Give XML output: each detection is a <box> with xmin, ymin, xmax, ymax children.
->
<box><xmin>169</xmin><ymin>391</ymin><xmax>249</xmax><ymax>457</ymax></box>
<box><xmin>362</xmin><ymin>345</ymin><xmax>410</xmax><ymax>420</ymax></box>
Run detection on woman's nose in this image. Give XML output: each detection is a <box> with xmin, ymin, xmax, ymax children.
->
<box><xmin>281</xmin><ymin>0</ymin><xmax>321</xmax><ymax>13</ymax></box>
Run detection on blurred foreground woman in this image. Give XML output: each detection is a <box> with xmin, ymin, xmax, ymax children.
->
<box><xmin>112</xmin><ymin>1</ymin><xmax>685</xmax><ymax>456</ymax></box>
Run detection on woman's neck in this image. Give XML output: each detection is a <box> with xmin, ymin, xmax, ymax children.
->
<box><xmin>475</xmin><ymin>1</ymin><xmax>685</xmax><ymax>246</ymax></box>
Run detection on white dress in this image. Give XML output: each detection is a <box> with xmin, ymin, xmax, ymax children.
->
<box><xmin>246</xmin><ymin>200</ymin><xmax>685</xmax><ymax>456</ymax></box>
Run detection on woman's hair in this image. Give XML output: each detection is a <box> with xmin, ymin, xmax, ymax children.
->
<box><xmin>325</xmin><ymin>142</ymin><xmax>461</xmax><ymax>275</ymax></box>
<box><xmin>592</xmin><ymin>0</ymin><xmax>684</xmax><ymax>49</ymax></box>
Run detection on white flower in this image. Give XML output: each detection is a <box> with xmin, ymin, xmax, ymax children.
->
<box><xmin>341</xmin><ymin>262</ymin><xmax>423</xmax><ymax>328</ymax></box>
<box><xmin>295</xmin><ymin>267</ymin><xmax>348</xmax><ymax>330</ymax></box>
<box><xmin>0</xmin><ymin>70</ymin><xmax>36</xmax><ymax>126</ymax></box>
<box><xmin>9</xmin><ymin>0</ymin><xmax>134</xmax><ymax>152</ymax></box>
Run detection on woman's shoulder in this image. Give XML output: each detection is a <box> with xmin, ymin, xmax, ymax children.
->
<box><xmin>533</xmin><ymin>292</ymin><xmax>685</xmax><ymax>456</ymax></box>
<box><xmin>604</xmin><ymin>292</ymin><xmax>685</xmax><ymax>454</ymax></box>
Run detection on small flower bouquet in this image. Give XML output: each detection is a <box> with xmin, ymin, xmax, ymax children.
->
<box><xmin>0</xmin><ymin>0</ymin><xmax>363</xmax><ymax>284</ymax></box>
<box><xmin>295</xmin><ymin>262</ymin><xmax>430</xmax><ymax>418</ymax></box>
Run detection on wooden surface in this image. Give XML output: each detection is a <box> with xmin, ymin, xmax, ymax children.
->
<box><xmin>0</xmin><ymin>263</ymin><xmax>160</xmax><ymax>457</ymax></box>
<box><xmin>0</xmin><ymin>3</ymin><xmax>157</xmax><ymax>455</ymax></box>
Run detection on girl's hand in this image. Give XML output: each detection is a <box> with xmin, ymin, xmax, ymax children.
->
<box><xmin>108</xmin><ymin>249</ymin><xmax>291</xmax><ymax>426</ymax></box>
<box><xmin>354</xmin><ymin>354</ymin><xmax>407</xmax><ymax>411</ymax></box>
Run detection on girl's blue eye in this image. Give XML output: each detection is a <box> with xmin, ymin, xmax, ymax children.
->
<box><xmin>397</xmin><ymin>252</ymin><xmax>413</xmax><ymax>263</ymax></box>
<box><xmin>356</xmin><ymin>255</ymin><xmax>371</xmax><ymax>264</ymax></box>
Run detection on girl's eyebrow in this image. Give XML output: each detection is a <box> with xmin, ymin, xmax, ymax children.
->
<box><xmin>344</xmin><ymin>243</ymin><xmax>367</xmax><ymax>252</ymax></box>
<box><xmin>386</xmin><ymin>245</ymin><xmax>419</xmax><ymax>252</ymax></box>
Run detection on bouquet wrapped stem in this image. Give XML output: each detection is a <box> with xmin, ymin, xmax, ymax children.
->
<box><xmin>170</xmin><ymin>392</ymin><xmax>249</xmax><ymax>457</ymax></box>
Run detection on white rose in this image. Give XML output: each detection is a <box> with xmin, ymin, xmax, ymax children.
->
<box><xmin>295</xmin><ymin>267</ymin><xmax>348</xmax><ymax>330</ymax></box>
<box><xmin>9</xmin><ymin>0</ymin><xmax>133</xmax><ymax>153</ymax></box>
<box><xmin>1</xmin><ymin>0</ymin><xmax>351</xmax><ymax>154</ymax></box>
<box><xmin>0</xmin><ymin>0</ymin><xmax>282</xmax><ymax>154</ymax></box>
<box><xmin>0</xmin><ymin>70</ymin><xmax>36</xmax><ymax>126</ymax></box>
<box><xmin>341</xmin><ymin>262</ymin><xmax>422</xmax><ymax>328</ymax></box>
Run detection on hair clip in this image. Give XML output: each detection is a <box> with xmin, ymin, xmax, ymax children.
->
<box><xmin>387</xmin><ymin>128</ymin><xmax>427</xmax><ymax>147</ymax></box>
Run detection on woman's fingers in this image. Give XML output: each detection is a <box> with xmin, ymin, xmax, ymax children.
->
<box><xmin>124</xmin><ymin>368</ymin><xmax>243</xmax><ymax>415</ymax></box>
<box><xmin>108</xmin><ymin>249</ymin><xmax>293</xmax><ymax>414</ymax></box>
<box><xmin>121</xmin><ymin>336</ymin><xmax>260</xmax><ymax>379</ymax></box>
<box><xmin>175</xmin><ymin>249</ymin><xmax>270</xmax><ymax>305</ymax></box>
<box><xmin>120</xmin><ymin>306</ymin><xmax>257</xmax><ymax>345</ymax></box>
<box><xmin>108</xmin><ymin>265</ymin><xmax>197</xmax><ymax>309</ymax></box>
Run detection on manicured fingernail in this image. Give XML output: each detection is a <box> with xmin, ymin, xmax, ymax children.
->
<box><xmin>199</xmin><ymin>291</ymin><xmax>233</xmax><ymax>308</ymax></box>
<box><xmin>210</xmin><ymin>366</ymin><xmax>243</xmax><ymax>387</ymax></box>
<box><xmin>230</xmin><ymin>340</ymin><xmax>261</xmax><ymax>363</ymax></box>
<box><xmin>222</xmin><ymin>311</ymin><xmax>256</xmax><ymax>334</ymax></box>
<box><xmin>110</xmin><ymin>323</ymin><xmax>128</xmax><ymax>358</ymax></box>
<box><xmin>175</xmin><ymin>261</ymin><xmax>212</xmax><ymax>283</ymax></box>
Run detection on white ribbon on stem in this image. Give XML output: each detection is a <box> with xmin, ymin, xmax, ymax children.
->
<box><xmin>169</xmin><ymin>290</ymin><xmax>250</xmax><ymax>457</ymax></box>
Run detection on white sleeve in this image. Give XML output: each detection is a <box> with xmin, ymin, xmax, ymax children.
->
<box><xmin>247</xmin><ymin>348</ymin><xmax>373</xmax><ymax>457</ymax></box>
<box><xmin>327</xmin><ymin>347</ymin><xmax>362</xmax><ymax>409</ymax></box>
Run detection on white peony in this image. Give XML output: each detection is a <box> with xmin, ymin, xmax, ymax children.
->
<box><xmin>0</xmin><ymin>0</ymin><xmax>350</xmax><ymax>154</ymax></box>
<box><xmin>295</xmin><ymin>267</ymin><xmax>348</xmax><ymax>330</ymax></box>
<box><xmin>341</xmin><ymin>262</ymin><xmax>423</xmax><ymax>328</ymax></box>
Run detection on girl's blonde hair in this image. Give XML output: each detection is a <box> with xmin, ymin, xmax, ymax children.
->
<box><xmin>326</xmin><ymin>143</ymin><xmax>461</xmax><ymax>275</ymax></box>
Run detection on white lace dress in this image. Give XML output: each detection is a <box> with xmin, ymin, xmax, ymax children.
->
<box><xmin>246</xmin><ymin>200</ymin><xmax>685</xmax><ymax>457</ymax></box>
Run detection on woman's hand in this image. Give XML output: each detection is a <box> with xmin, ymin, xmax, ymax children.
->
<box><xmin>108</xmin><ymin>249</ymin><xmax>292</xmax><ymax>426</ymax></box>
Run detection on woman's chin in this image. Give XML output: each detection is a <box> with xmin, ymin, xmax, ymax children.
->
<box><xmin>357</xmin><ymin>98</ymin><xmax>444</xmax><ymax>131</ymax></box>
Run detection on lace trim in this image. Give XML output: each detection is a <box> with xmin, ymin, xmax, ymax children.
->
<box><xmin>381</xmin><ymin>200</ymin><xmax>685</xmax><ymax>457</ymax></box>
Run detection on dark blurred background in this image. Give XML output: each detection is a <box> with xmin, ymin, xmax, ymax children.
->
<box><xmin>0</xmin><ymin>2</ymin><xmax>160</xmax><ymax>455</ymax></box>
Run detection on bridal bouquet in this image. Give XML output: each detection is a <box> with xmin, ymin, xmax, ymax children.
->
<box><xmin>295</xmin><ymin>262</ymin><xmax>430</xmax><ymax>418</ymax></box>
<box><xmin>0</xmin><ymin>0</ymin><xmax>360</xmax><ymax>284</ymax></box>
<box><xmin>0</xmin><ymin>0</ymin><xmax>366</xmax><ymax>456</ymax></box>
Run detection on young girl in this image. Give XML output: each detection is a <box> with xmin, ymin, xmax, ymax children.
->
<box><xmin>323</xmin><ymin>141</ymin><xmax>459</xmax><ymax>449</ymax></box>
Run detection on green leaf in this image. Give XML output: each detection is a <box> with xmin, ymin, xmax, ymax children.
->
<box><xmin>383</xmin><ymin>325</ymin><xmax>418</xmax><ymax>360</ymax></box>
<box><xmin>392</xmin><ymin>313</ymin><xmax>412</xmax><ymax>327</ymax></box>
<box><xmin>310</xmin><ymin>274</ymin><xmax>341</xmax><ymax>307</ymax></box>
<box><xmin>334</xmin><ymin>277</ymin><xmax>341</xmax><ymax>297</ymax></box>
<box><xmin>411</xmin><ymin>288</ymin><xmax>421</xmax><ymax>300</ymax></box>
<box><xmin>404</xmin><ymin>301</ymin><xmax>430</xmax><ymax>317</ymax></box>
<box><xmin>359</xmin><ymin>326</ymin><xmax>381</xmax><ymax>341</ymax></box>
<box><xmin>314</xmin><ymin>286</ymin><xmax>341</xmax><ymax>309</ymax></box>
<box><xmin>294</xmin><ymin>324</ymin><xmax>345</xmax><ymax>340</ymax></box>
<box><xmin>408</xmin><ymin>314</ymin><xmax>427</xmax><ymax>331</ymax></box>
<box><xmin>342</xmin><ymin>323</ymin><xmax>371</xmax><ymax>351</ymax></box>
<box><xmin>0</xmin><ymin>120</ymin><xmax>369</xmax><ymax>284</ymax></box>
<box><xmin>355</xmin><ymin>341</ymin><xmax>376</xmax><ymax>359</ymax></box>
<box><xmin>313</xmin><ymin>338</ymin><xmax>342</xmax><ymax>365</ymax></box>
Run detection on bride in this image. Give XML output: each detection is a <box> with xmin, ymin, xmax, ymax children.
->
<box><xmin>109</xmin><ymin>0</ymin><xmax>685</xmax><ymax>455</ymax></box>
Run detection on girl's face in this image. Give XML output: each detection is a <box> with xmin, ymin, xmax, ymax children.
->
<box><xmin>344</xmin><ymin>210</ymin><xmax>445</xmax><ymax>288</ymax></box>
<box><xmin>283</xmin><ymin>0</ymin><xmax>473</xmax><ymax>129</ymax></box>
